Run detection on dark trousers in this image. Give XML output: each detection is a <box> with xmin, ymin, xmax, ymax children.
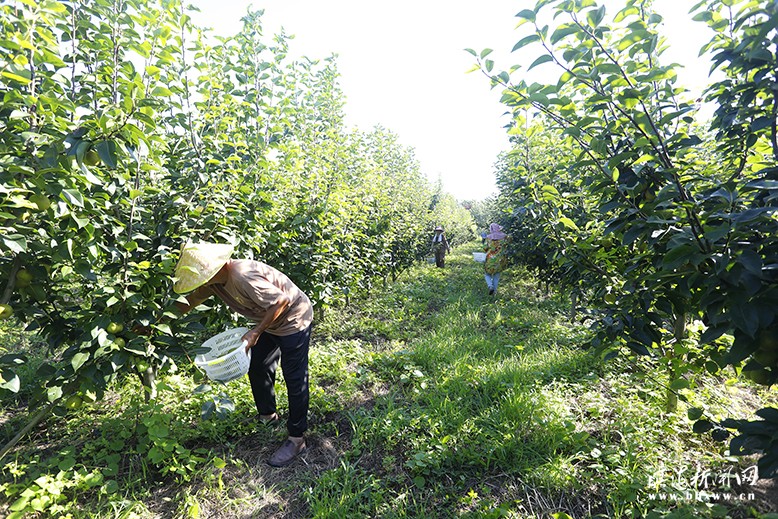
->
<box><xmin>248</xmin><ymin>324</ymin><xmax>311</xmax><ymax>437</ymax></box>
<box><xmin>434</xmin><ymin>248</ymin><xmax>446</xmax><ymax>268</ymax></box>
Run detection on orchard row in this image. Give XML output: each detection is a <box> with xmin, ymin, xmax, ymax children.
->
<box><xmin>0</xmin><ymin>2</ymin><xmax>474</xmax><ymax>422</ymax></box>
<box><xmin>481</xmin><ymin>0</ymin><xmax>778</xmax><ymax>477</ymax></box>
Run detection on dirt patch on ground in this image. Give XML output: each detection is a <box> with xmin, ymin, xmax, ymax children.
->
<box><xmin>751</xmin><ymin>477</ymin><xmax>778</xmax><ymax>513</ymax></box>
<box><xmin>725</xmin><ymin>475</ymin><xmax>778</xmax><ymax>516</ymax></box>
<box><xmin>169</xmin><ymin>383</ymin><xmax>392</xmax><ymax>519</ymax></box>
<box><xmin>164</xmin><ymin>419</ymin><xmax>352</xmax><ymax>519</ymax></box>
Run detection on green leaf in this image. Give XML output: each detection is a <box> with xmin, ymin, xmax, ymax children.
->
<box><xmin>687</xmin><ymin>407</ymin><xmax>704</xmax><ymax>421</ymax></box>
<box><xmin>711</xmin><ymin>428</ymin><xmax>729</xmax><ymax>442</ymax></box>
<box><xmin>726</xmin><ymin>334</ymin><xmax>758</xmax><ymax>364</ymax></box>
<box><xmin>151</xmin><ymin>86</ymin><xmax>172</xmax><ymax>97</ymax></box>
<box><xmin>194</xmin><ymin>384</ymin><xmax>212</xmax><ymax>395</ymax></box>
<box><xmin>9</xmin><ymin>496</ymin><xmax>30</xmax><ymax>512</ymax></box>
<box><xmin>48</xmin><ymin>386</ymin><xmax>63</xmax><ymax>402</ymax></box>
<box><xmin>95</xmin><ymin>140</ymin><xmax>118</xmax><ymax>169</ymax></box>
<box><xmin>614</xmin><ymin>6</ymin><xmax>639</xmax><ymax>23</ymax></box>
<box><xmin>1</xmin><ymin>235</ymin><xmax>27</xmax><ymax>253</ymax></box>
<box><xmin>480</xmin><ymin>48</ymin><xmax>493</xmax><ymax>59</ymax></box>
<box><xmin>71</xmin><ymin>352</ymin><xmax>89</xmax><ymax>371</ymax></box>
<box><xmin>633</xmin><ymin>154</ymin><xmax>656</xmax><ymax>166</ymax></box>
<box><xmin>622</xmin><ymin>226</ymin><xmax>644</xmax><ymax>246</ymax></box>
<box><xmin>730</xmin><ymin>304</ymin><xmax>760</xmax><ymax>339</ymax></box>
<box><xmin>561</xmin><ymin>126</ymin><xmax>580</xmax><ymax>138</ymax></box>
<box><xmin>738</xmin><ymin>250</ymin><xmax>762</xmax><ymax>276</ymax></box>
<box><xmin>58</xmin><ymin>457</ymin><xmax>76</xmax><ymax>471</ymax></box>
<box><xmin>153</xmin><ymin>323</ymin><xmax>173</xmax><ymax>336</ymax></box>
<box><xmin>103</xmin><ymin>479</ymin><xmax>119</xmax><ymax>494</ymax></box>
<box><xmin>512</xmin><ymin>34</ymin><xmax>540</xmax><ymax>52</ymax></box>
<box><xmin>550</xmin><ymin>24</ymin><xmax>578</xmax><ymax>45</ymax></box>
<box><xmin>527</xmin><ymin>92</ymin><xmax>549</xmax><ymax>105</ymax></box>
<box><xmin>662</xmin><ymin>244</ymin><xmax>696</xmax><ymax>269</ymax></box>
<box><xmin>587</xmin><ymin>5</ymin><xmax>606</xmax><ymax>27</ymax></box>
<box><xmin>61</xmin><ymin>189</ymin><xmax>84</xmax><ymax>208</ymax></box>
<box><xmin>558</xmin><ymin>217</ymin><xmax>579</xmax><ymax>231</ymax></box>
<box><xmin>515</xmin><ymin>9</ymin><xmax>536</xmax><ymax>23</ymax></box>
<box><xmin>201</xmin><ymin>400</ymin><xmax>215</xmax><ymax>420</ymax></box>
<box><xmin>626</xmin><ymin>341</ymin><xmax>651</xmax><ymax>356</ymax></box>
<box><xmin>692</xmin><ymin>419</ymin><xmax>714</xmax><ymax>434</ymax></box>
<box><xmin>750</xmin><ymin>116</ymin><xmax>773</xmax><ymax>132</ymax></box>
<box><xmin>0</xmin><ymin>372</ymin><xmax>20</xmax><ymax>393</ymax></box>
<box><xmin>75</xmin><ymin>139</ymin><xmax>90</xmax><ymax>168</ymax></box>
<box><xmin>670</xmin><ymin>378</ymin><xmax>689</xmax><ymax>390</ymax></box>
<box><xmin>527</xmin><ymin>55</ymin><xmax>553</xmax><ymax>71</ymax></box>
<box><xmin>648</xmin><ymin>13</ymin><xmax>663</xmax><ymax>25</ymax></box>
<box><xmin>659</xmin><ymin>108</ymin><xmax>694</xmax><ymax>125</ymax></box>
<box><xmin>1</xmin><ymin>70</ymin><xmax>31</xmax><ymax>84</ymax></box>
<box><xmin>755</xmin><ymin>408</ymin><xmax>778</xmax><ymax>424</ymax></box>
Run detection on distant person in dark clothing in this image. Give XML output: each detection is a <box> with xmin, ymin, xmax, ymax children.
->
<box><xmin>431</xmin><ymin>226</ymin><xmax>451</xmax><ymax>268</ymax></box>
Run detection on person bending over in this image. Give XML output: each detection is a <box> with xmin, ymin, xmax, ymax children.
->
<box><xmin>173</xmin><ymin>241</ymin><xmax>313</xmax><ymax>467</ymax></box>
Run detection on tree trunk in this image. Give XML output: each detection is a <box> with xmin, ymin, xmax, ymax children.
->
<box><xmin>666</xmin><ymin>313</ymin><xmax>686</xmax><ymax>413</ymax></box>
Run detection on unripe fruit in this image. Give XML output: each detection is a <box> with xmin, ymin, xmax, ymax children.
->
<box><xmin>15</xmin><ymin>269</ymin><xmax>33</xmax><ymax>288</ymax></box>
<box><xmin>0</xmin><ymin>304</ymin><xmax>12</xmax><ymax>320</ymax></box>
<box><xmin>107</xmin><ymin>322</ymin><xmax>123</xmax><ymax>334</ymax></box>
<box><xmin>113</xmin><ymin>337</ymin><xmax>126</xmax><ymax>348</ymax></box>
<box><xmin>64</xmin><ymin>395</ymin><xmax>83</xmax><ymax>410</ymax></box>
<box><xmin>85</xmin><ymin>149</ymin><xmax>100</xmax><ymax>166</ymax></box>
<box><xmin>29</xmin><ymin>194</ymin><xmax>51</xmax><ymax>211</ymax></box>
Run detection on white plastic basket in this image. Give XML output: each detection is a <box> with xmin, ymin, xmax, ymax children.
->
<box><xmin>473</xmin><ymin>252</ymin><xmax>486</xmax><ymax>263</ymax></box>
<box><xmin>195</xmin><ymin>327</ymin><xmax>251</xmax><ymax>383</ymax></box>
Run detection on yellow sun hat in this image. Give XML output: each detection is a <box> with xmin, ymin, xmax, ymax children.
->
<box><xmin>173</xmin><ymin>241</ymin><xmax>234</xmax><ymax>294</ymax></box>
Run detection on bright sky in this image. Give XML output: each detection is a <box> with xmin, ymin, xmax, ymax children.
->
<box><xmin>189</xmin><ymin>1</ymin><xmax>715</xmax><ymax>201</ymax></box>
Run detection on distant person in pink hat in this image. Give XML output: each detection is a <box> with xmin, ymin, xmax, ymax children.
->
<box><xmin>430</xmin><ymin>226</ymin><xmax>451</xmax><ymax>268</ymax></box>
<box><xmin>483</xmin><ymin>223</ymin><xmax>508</xmax><ymax>296</ymax></box>
<box><xmin>172</xmin><ymin>242</ymin><xmax>312</xmax><ymax>468</ymax></box>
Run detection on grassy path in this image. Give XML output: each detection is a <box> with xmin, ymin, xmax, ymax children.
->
<box><xmin>300</xmin><ymin>247</ymin><xmax>775</xmax><ymax>518</ymax></box>
<box><xmin>305</xmin><ymin>247</ymin><xmax>605</xmax><ymax>517</ymax></box>
<box><xmin>2</xmin><ymin>245</ymin><xmax>776</xmax><ymax>518</ymax></box>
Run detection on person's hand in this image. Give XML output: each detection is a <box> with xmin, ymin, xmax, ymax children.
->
<box><xmin>242</xmin><ymin>328</ymin><xmax>262</xmax><ymax>353</ymax></box>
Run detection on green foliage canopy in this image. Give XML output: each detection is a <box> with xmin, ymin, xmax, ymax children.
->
<box><xmin>479</xmin><ymin>0</ymin><xmax>778</xmax><ymax>477</ymax></box>
<box><xmin>0</xmin><ymin>1</ymin><xmax>472</xmax><ymax>419</ymax></box>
